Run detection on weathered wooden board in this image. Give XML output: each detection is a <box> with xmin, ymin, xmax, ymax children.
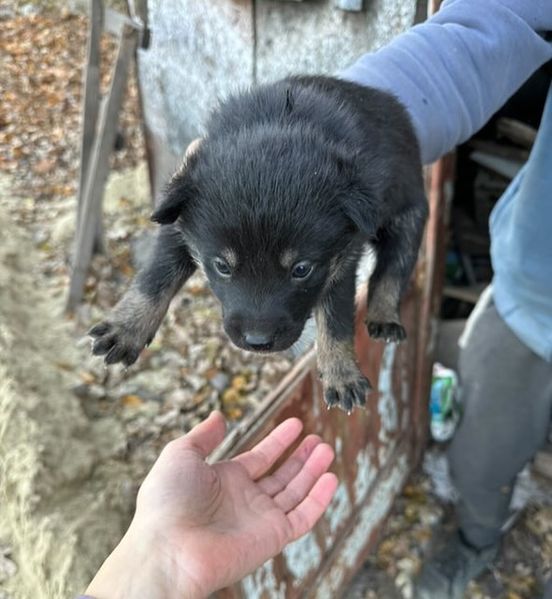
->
<box><xmin>137</xmin><ymin>0</ymin><xmax>255</xmax><ymax>200</ymax></box>
<box><xmin>136</xmin><ymin>0</ymin><xmax>420</xmax><ymax>201</ymax></box>
<box><xmin>68</xmin><ymin>23</ymin><xmax>137</xmax><ymax>311</ymax></box>
<box><xmin>255</xmin><ymin>0</ymin><xmax>418</xmax><ymax>83</ymax></box>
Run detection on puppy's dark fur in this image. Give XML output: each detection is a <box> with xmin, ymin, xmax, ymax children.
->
<box><xmin>90</xmin><ymin>76</ymin><xmax>427</xmax><ymax>413</ymax></box>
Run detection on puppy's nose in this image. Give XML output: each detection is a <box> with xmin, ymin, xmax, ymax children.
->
<box><xmin>244</xmin><ymin>332</ymin><xmax>274</xmax><ymax>351</ymax></box>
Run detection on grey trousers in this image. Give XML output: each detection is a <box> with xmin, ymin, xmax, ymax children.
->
<box><xmin>448</xmin><ymin>300</ymin><xmax>552</xmax><ymax>549</ymax></box>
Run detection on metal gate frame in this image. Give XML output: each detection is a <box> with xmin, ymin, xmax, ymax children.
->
<box><xmin>213</xmin><ymin>154</ymin><xmax>455</xmax><ymax>598</ymax></box>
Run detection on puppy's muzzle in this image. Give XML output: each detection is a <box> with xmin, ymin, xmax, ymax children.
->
<box><xmin>224</xmin><ymin>313</ymin><xmax>304</xmax><ymax>353</ymax></box>
<box><xmin>243</xmin><ymin>331</ymin><xmax>274</xmax><ymax>352</ymax></box>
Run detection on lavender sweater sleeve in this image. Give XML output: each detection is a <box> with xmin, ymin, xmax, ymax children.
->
<box><xmin>340</xmin><ymin>0</ymin><xmax>552</xmax><ymax>164</ymax></box>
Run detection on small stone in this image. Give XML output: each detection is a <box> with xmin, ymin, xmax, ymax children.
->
<box><xmin>72</xmin><ymin>383</ymin><xmax>106</xmax><ymax>400</ymax></box>
<box><xmin>418</xmin><ymin>505</ymin><xmax>441</xmax><ymax>527</ymax></box>
<box><xmin>0</xmin><ymin>553</ymin><xmax>17</xmax><ymax>584</ymax></box>
<box><xmin>210</xmin><ymin>372</ymin><xmax>229</xmax><ymax>392</ymax></box>
<box><xmin>32</xmin><ymin>229</ymin><xmax>49</xmax><ymax>246</ymax></box>
<box><xmin>186</xmin><ymin>373</ymin><xmax>206</xmax><ymax>392</ymax></box>
<box><xmin>79</xmin><ymin>371</ymin><xmax>96</xmax><ymax>384</ymax></box>
<box><xmin>155</xmin><ymin>408</ymin><xmax>180</xmax><ymax>428</ymax></box>
<box><xmin>166</xmin><ymin>388</ymin><xmax>194</xmax><ymax>410</ymax></box>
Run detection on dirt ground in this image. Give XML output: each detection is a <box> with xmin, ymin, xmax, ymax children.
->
<box><xmin>1</xmin><ymin>5</ymin><xmax>552</xmax><ymax>599</ymax></box>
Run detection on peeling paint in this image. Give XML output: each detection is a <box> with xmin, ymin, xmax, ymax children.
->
<box><xmin>242</xmin><ymin>559</ymin><xmax>286</xmax><ymax>599</ymax></box>
<box><xmin>335</xmin><ymin>436</ymin><xmax>342</xmax><ymax>458</ymax></box>
<box><xmin>378</xmin><ymin>343</ymin><xmax>398</xmax><ymax>435</ymax></box>
<box><xmin>312</xmin><ymin>387</ymin><xmax>321</xmax><ymax>420</ymax></box>
<box><xmin>378</xmin><ymin>439</ymin><xmax>397</xmax><ymax>467</ymax></box>
<box><xmin>401</xmin><ymin>356</ymin><xmax>410</xmax><ymax>404</ymax></box>
<box><xmin>317</xmin><ymin>579</ymin><xmax>333</xmax><ymax>599</ymax></box>
<box><xmin>353</xmin><ymin>447</ymin><xmax>376</xmax><ymax>506</ymax></box>
<box><xmin>343</xmin><ymin>453</ymin><xmax>408</xmax><ymax>569</ymax></box>
<box><xmin>326</xmin><ymin>482</ymin><xmax>352</xmax><ymax>536</ymax></box>
<box><xmin>317</xmin><ymin>453</ymin><xmax>410</xmax><ymax>596</ymax></box>
<box><xmin>427</xmin><ymin>315</ymin><xmax>439</xmax><ymax>356</ymax></box>
<box><xmin>401</xmin><ymin>407</ymin><xmax>410</xmax><ymax>430</ymax></box>
<box><xmin>401</xmin><ymin>376</ymin><xmax>410</xmax><ymax>404</ymax></box>
<box><xmin>283</xmin><ymin>532</ymin><xmax>322</xmax><ymax>585</ymax></box>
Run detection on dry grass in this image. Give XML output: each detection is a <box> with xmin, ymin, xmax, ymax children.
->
<box><xmin>0</xmin><ymin>376</ymin><xmax>76</xmax><ymax>599</ymax></box>
<box><xmin>0</xmin><ymin>186</ymin><xmax>133</xmax><ymax>597</ymax></box>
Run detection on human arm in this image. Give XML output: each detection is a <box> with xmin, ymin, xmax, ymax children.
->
<box><xmin>84</xmin><ymin>412</ymin><xmax>338</xmax><ymax>599</ymax></box>
<box><xmin>341</xmin><ymin>0</ymin><xmax>552</xmax><ymax>164</ymax></box>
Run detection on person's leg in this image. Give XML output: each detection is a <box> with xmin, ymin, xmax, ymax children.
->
<box><xmin>544</xmin><ymin>577</ymin><xmax>552</xmax><ymax>599</ymax></box>
<box><xmin>416</xmin><ymin>300</ymin><xmax>552</xmax><ymax>598</ymax></box>
<box><xmin>450</xmin><ymin>301</ymin><xmax>552</xmax><ymax>549</ymax></box>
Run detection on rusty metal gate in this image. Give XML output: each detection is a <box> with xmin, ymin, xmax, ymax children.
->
<box><xmin>210</xmin><ymin>155</ymin><xmax>454</xmax><ymax>598</ymax></box>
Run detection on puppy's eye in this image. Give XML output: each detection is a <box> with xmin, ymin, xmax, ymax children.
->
<box><xmin>213</xmin><ymin>258</ymin><xmax>232</xmax><ymax>277</ymax></box>
<box><xmin>291</xmin><ymin>261</ymin><xmax>313</xmax><ymax>280</ymax></box>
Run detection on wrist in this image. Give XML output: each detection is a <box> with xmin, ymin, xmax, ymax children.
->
<box><xmin>85</xmin><ymin>521</ymin><xmax>205</xmax><ymax>599</ymax></box>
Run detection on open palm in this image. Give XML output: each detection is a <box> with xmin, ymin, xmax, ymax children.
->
<box><xmin>132</xmin><ymin>411</ymin><xmax>337</xmax><ymax>597</ymax></box>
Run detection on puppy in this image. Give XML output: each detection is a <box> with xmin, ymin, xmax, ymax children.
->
<box><xmin>89</xmin><ymin>76</ymin><xmax>427</xmax><ymax>413</ymax></box>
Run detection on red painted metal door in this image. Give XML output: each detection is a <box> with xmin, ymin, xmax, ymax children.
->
<box><xmin>213</xmin><ymin>155</ymin><xmax>455</xmax><ymax>598</ymax></box>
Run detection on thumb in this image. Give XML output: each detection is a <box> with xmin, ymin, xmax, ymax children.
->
<box><xmin>182</xmin><ymin>410</ymin><xmax>227</xmax><ymax>458</ymax></box>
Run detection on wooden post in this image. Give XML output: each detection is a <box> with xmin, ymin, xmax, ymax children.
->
<box><xmin>77</xmin><ymin>0</ymin><xmax>104</xmax><ymax>253</ymax></box>
<box><xmin>128</xmin><ymin>0</ymin><xmax>157</xmax><ymax>204</ymax></box>
<box><xmin>67</xmin><ymin>24</ymin><xmax>137</xmax><ymax>312</ymax></box>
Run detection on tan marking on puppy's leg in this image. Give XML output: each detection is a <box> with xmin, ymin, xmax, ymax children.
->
<box><xmin>366</xmin><ymin>276</ymin><xmax>406</xmax><ymax>342</ymax></box>
<box><xmin>367</xmin><ymin>276</ymin><xmax>401</xmax><ymax>323</ymax></box>
<box><xmin>315</xmin><ymin>305</ymin><xmax>371</xmax><ymax>413</ymax></box>
<box><xmin>112</xmin><ymin>286</ymin><xmax>172</xmax><ymax>339</ymax></box>
<box><xmin>90</xmin><ymin>281</ymin><xmax>181</xmax><ymax>366</ymax></box>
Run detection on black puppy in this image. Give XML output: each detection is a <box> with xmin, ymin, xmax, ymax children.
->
<box><xmin>90</xmin><ymin>76</ymin><xmax>427</xmax><ymax>413</ymax></box>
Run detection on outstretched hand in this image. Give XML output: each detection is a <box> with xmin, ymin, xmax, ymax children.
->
<box><xmin>86</xmin><ymin>411</ymin><xmax>337</xmax><ymax>599</ymax></box>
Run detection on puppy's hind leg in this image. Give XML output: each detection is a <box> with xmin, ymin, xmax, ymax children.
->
<box><xmin>315</xmin><ymin>263</ymin><xmax>372</xmax><ymax>413</ymax></box>
<box><xmin>89</xmin><ymin>225</ymin><xmax>196</xmax><ymax>366</ymax></box>
<box><xmin>366</xmin><ymin>197</ymin><xmax>428</xmax><ymax>342</ymax></box>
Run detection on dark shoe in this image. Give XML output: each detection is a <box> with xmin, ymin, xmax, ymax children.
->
<box><xmin>415</xmin><ymin>531</ymin><xmax>498</xmax><ymax>599</ymax></box>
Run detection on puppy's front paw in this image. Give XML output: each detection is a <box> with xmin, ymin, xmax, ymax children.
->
<box><xmin>367</xmin><ymin>321</ymin><xmax>406</xmax><ymax>343</ymax></box>
<box><xmin>89</xmin><ymin>320</ymin><xmax>152</xmax><ymax>366</ymax></box>
<box><xmin>323</xmin><ymin>374</ymin><xmax>372</xmax><ymax>414</ymax></box>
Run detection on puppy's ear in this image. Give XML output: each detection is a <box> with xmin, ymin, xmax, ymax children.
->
<box><xmin>339</xmin><ymin>186</ymin><xmax>379</xmax><ymax>238</ymax></box>
<box><xmin>151</xmin><ymin>139</ymin><xmax>201</xmax><ymax>225</ymax></box>
<box><xmin>337</xmin><ymin>158</ymin><xmax>379</xmax><ymax>237</ymax></box>
<box><xmin>151</xmin><ymin>176</ymin><xmax>193</xmax><ymax>224</ymax></box>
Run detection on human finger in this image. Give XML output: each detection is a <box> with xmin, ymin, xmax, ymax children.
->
<box><xmin>257</xmin><ymin>434</ymin><xmax>322</xmax><ymax>496</ymax></box>
<box><xmin>273</xmin><ymin>443</ymin><xmax>335</xmax><ymax>512</ymax></box>
<box><xmin>180</xmin><ymin>410</ymin><xmax>227</xmax><ymax>458</ymax></box>
<box><xmin>232</xmin><ymin>418</ymin><xmax>303</xmax><ymax>479</ymax></box>
<box><xmin>286</xmin><ymin>472</ymin><xmax>339</xmax><ymax>541</ymax></box>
